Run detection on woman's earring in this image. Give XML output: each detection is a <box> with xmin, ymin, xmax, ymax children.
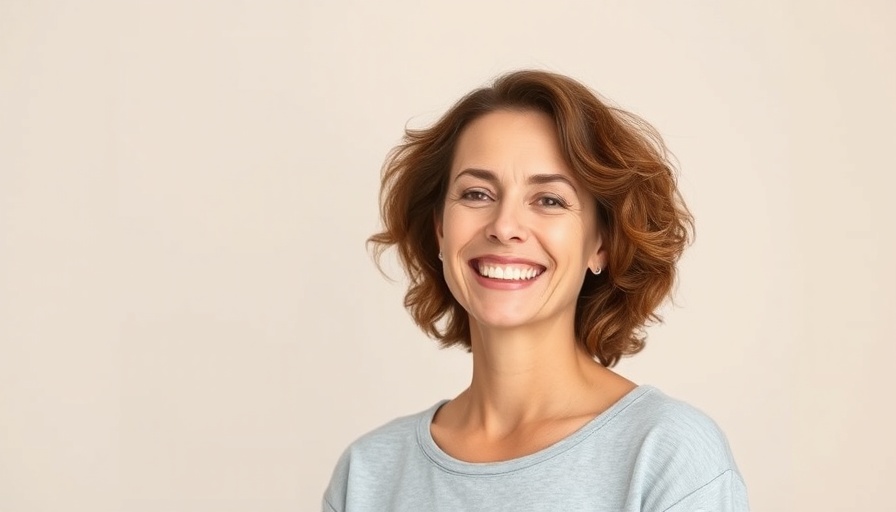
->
<box><xmin>591</xmin><ymin>266</ymin><xmax>602</xmax><ymax>275</ymax></box>
<box><xmin>438</xmin><ymin>251</ymin><xmax>443</xmax><ymax>261</ymax></box>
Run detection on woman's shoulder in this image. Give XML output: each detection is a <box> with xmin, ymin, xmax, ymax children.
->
<box><xmin>323</xmin><ymin>401</ymin><xmax>445</xmax><ymax>511</ymax></box>
<box><xmin>331</xmin><ymin>401</ymin><xmax>443</xmax><ymax>467</ymax></box>
<box><xmin>607</xmin><ymin>386</ymin><xmax>747</xmax><ymax>508</ymax></box>
<box><xmin>618</xmin><ymin>385</ymin><xmax>736</xmax><ymax>458</ymax></box>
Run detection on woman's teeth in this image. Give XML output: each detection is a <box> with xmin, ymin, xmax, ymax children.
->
<box><xmin>477</xmin><ymin>264</ymin><xmax>542</xmax><ymax>281</ymax></box>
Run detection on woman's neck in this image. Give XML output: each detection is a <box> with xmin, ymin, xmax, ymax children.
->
<box><xmin>450</xmin><ymin>319</ymin><xmax>627</xmax><ymax>437</ymax></box>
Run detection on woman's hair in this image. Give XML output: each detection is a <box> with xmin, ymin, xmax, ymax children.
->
<box><xmin>369</xmin><ymin>70</ymin><xmax>694</xmax><ymax>367</ymax></box>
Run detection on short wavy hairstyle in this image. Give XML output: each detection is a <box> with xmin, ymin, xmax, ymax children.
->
<box><xmin>369</xmin><ymin>70</ymin><xmax>694</xmax><ymax>367</ymax></box>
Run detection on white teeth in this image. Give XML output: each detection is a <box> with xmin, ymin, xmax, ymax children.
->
<box><xmin>477</xmin><ymin>263</ymin><xmax>542</xmax><ymax>281</ymax></box>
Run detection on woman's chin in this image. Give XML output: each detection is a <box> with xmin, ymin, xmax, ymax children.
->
<box><xmin>468</xmin><ymin>310</ymin><xmax>543</xmax><ymax>332</ymax></box>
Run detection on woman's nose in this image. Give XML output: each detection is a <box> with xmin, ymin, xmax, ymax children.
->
<box><xmin>486</xmin><ymin>200</ymin><xmax>528</xmax><ymax>244</ymax></box>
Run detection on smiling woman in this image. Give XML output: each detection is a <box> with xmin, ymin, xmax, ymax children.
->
<box><xmin>323</xmin><ymin>70</ymin><xmax>749</xmax><ymax>511</ymax></box>
<box><xmin>439</xmin><ymin>110</ymin><xmax>605</xmax><ymax>337</ymax></box>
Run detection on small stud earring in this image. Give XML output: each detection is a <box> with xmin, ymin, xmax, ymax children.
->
<box><xmin>591</xmin><ymin>266</ymin><xmax>602</xmax><ymax>275</ymax></box>
<box><xmin>438</xmin><ymin>251</ymin><xmax>443</xmax><ymax>261</ymax></box>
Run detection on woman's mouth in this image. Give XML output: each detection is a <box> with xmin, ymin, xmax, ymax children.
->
<box><xmin>470</xmin><ymin>259</ymin><xmax>546</xmax><ymax>281</ymax></box>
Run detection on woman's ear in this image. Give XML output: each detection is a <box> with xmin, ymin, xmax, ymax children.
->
<box><xmin>588</xmin><ymin>249</ymin><xmax>607</xmax><ymax>275</ymax></box>
<box><xmin>587</xmin><ymin>232</ymin><xmax>608</xmax><ymax>275</ymax></box>
<box><xmin>433</xmin><ymin>210</ymin><xmax>444</xmax><ymax>246</ymax></box>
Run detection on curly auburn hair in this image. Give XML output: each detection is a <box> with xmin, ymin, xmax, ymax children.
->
<box><xmin>369</xmin><ymin>70</ymin><xmax>694</xmax><ymax>367</ymax></box>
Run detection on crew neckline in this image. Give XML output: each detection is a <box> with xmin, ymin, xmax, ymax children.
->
<box><xmin>416</xmin><ymin>384</ymin><xmax>655</xmax><ymax>476</ymax></box>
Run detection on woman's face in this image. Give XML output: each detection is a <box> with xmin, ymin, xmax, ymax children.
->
<box><xmin>437</xmin><ymin>109</ymin><xmax>606</xmax><ymax>333</ymax></box>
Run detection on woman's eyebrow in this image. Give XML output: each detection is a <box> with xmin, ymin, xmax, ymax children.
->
<box><xmin>526</xmin><ymin>173</ymin><xmax>577</xmax><ymax>192</ymax></box>
<box><xmin>454</xmin><ymin>168</ymin><xmax>497</xmax><ymax>184</ymax></box>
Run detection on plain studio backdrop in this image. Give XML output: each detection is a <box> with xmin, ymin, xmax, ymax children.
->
<box><xmin>1</xmin><ymin>1</ymin><xmax>894</xmax><ymax>511</ymax></box>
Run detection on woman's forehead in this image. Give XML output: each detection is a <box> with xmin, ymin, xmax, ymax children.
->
<box><xmin>451</xmin><ymin>110</ymin><xmax>573</xmax><ymax>181</ymax></box>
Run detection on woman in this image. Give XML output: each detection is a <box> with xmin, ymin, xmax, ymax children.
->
<box><xmin>323</xmin><ymin>70</ymin><xmax>749</xmax><ymax>511</ymax></box>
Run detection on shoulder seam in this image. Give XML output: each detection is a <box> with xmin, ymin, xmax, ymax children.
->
<box><xmin>323</xmin><ymin>496</ymin><xmax>339</xmax><ymax>512</ymax></box>
<box><xmin>661</xmin><ymin>468</ymin><xmax>737</xmax><ymax>511</ymax></box>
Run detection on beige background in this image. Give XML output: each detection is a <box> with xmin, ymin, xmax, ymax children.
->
<box><xmin>1</xmin><ymin>1</ymin><xmax>894</xmax><ymax>511</ymax></box>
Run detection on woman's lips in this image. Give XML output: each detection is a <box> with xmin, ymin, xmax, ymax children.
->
<box><xmin>468</xmin><ymin>257</ymin><xmax>547</xmax><ymax>288</ymax></box>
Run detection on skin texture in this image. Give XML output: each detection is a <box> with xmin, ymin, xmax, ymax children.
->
<box><xmin>432</xmin><ymin>109</ymin><xmax>636</xmax><ymax>462</ymax></box>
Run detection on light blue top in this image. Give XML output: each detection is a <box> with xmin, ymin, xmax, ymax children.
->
<box><xmin>323</xmin><ymin>386</ymin><xmax>749</xmax><ymax>511</ymax></box>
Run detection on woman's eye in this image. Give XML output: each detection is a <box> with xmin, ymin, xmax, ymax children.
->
<box><xmin>461</xmin><ymin>190</ymin><xmax>491</xmax><ymax>201</ymax></box>
<box><xmin>537</xmin><ymin>196</ymin><xmax>567</xmax><ymax>208</ymax></box>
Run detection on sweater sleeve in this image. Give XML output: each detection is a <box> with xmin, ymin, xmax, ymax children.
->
<box><xmin>663</xmin><ymin>469</ymin><xmax>750</xmax><ymax>512</ymax></box>
<box><xmin>321</xmin><ymin>446</ymin><xmax>350</xmax><ymax>512</ymax></box>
